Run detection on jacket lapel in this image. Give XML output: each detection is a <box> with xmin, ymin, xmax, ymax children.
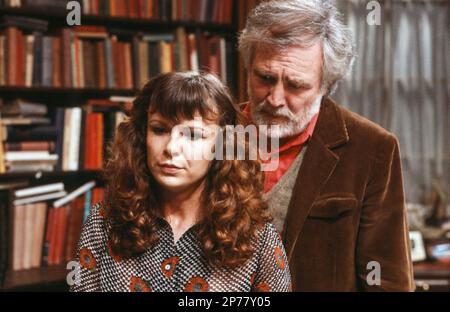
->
<box><xmin>282</xmin><ymin>97</ymin><xmax>349</xmax><ymax>260</ymax></box>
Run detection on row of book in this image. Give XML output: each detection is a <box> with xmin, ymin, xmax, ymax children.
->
<box><xmin>1</xmin><ymin>0</ymin><xmax>234</xmax><ymax>25</ymax></box>
<box><xmin>0</xmin><ymin>97</ymin><xmax>129</xmax><ymax>173</ymax></box>
<box><xmin>0</xmin><ymin>23</ymin><xmax>234</xmax><ymax>90</ymax></box>
<box><xmin>0</xmin><ymin>181</ymin><xmax>104</xmax><ymax>274</ymax></box>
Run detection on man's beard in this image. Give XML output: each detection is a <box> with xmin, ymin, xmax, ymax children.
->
<box><xmin>250</xmin><ymin>95</ymin><xmax>322</xmax><ymax>139</ymax></box>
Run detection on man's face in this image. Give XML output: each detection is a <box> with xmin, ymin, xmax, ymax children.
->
<box><xmin>248</xmin><ymin>44</ymin><xmax>324</xmax><ymax>139</ymax></box>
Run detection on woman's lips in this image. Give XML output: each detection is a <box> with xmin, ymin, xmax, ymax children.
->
<box><xmin>159</xmin><ymin>164</ymin><xmax>183</xmax><ymax>174</ymax></box>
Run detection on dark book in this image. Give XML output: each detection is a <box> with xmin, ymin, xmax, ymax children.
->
<box><xmin>104</xmin><ymin>37</ymin><xmax>114</xmax><ymax>89</ymax></box>
<box><xmin>41</xmin><ymin>36</ymin><xmax>53</xmax><ymax>87</ymax></box>
<box><xmin>159</xmin><ymin>0</ymin><xmax>171</xmax><ymax>22</ymax></box>
<box><xmin>32</xmin><ymin>31</ymin><xmax>43</xmax><ymax>87</ymax></box>
<box><xmin>82</xmin><ymin>40</ymin><xmax>96</xmax><ymax>88</ymax></box>
<box><xmin>0</xmin><ymin>190</ymin><xmax>11</xmax><ymax>287</ymax></box>
<box><xmin>148</xmin><ymin>41</ymin><xmax>160</xmax><ymax>78</ymax></box>
<box><xmin>61</xmin><ymin>28</ymin><xmax>73</xmax><ymax>88</ymax></box>
<box><xmin>0</xmin><ymin>15</ymin><xmax>49</xmax><ymax>33</ymax></box>
<box><xmin>3</xmin><ymin>125</ymin><xmax>58</xmax><ymax>142</ymax></box>
<box><xmin>131</xmin><ymin>35</ymin><xmax>140</xmax><ymax>89</ymax></box>
<box><xmin>22</xmin><ymin>0</ymin><xmax>68</xmax><ymax>10</ymax></box>
<box><xmin>226</xmin><ymin>39</ymin><xmax>236</xmax><ymax>92</ymax></box>
<box><xmin>54</xmin><ymin>107</ymin><xmax>65</xmax><ymax>171</ymax></box>
<box><xmin>0</xmin><ymin>98</ymin><xmax>47</xmax><ymax>117</ymax></box>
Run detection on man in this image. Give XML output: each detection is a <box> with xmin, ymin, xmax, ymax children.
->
<box><xmin>238</xmin><ymin>0</ymin><xmax>414</xmax><ymax>291</ymax></box>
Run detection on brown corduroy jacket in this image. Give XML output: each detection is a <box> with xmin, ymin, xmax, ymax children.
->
<box><xmin>261</xmin><ymin>97</ymin><xmax>415</xmax><ymax>291</ymax></box>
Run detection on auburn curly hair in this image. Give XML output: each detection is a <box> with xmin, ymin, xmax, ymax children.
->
<box><xmin>103</xmin><ymin>72</ymin><xmax>271</xmax><ymax>268</ymax></box>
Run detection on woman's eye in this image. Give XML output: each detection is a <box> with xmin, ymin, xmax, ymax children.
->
<box><xmin>188</xmin><ymin>130</ymin><xmax>204</xmax><ymax>141</ymax></box>
<box><xmin>150</xmin><ymin>126</ymin><xmax>167</xmax><ymax>135</ymax></box>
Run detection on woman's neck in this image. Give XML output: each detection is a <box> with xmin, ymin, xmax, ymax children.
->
<box><xmin>160</xmin><ymin>180</ymin><xmax>205</xmax><ymax>242</ymax></box>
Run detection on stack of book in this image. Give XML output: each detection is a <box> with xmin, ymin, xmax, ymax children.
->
<box><xmin>1</xmin><ymin>0</ymin><xmax>234</xmax><ymax>25</ymax></box>
<box><xmin>0</xmin><ymin>99</ymin><xmax>58</xmax><ymax>173</ymax></box>
<box><xmin>0</xmin><ymin>17</ymin><xmax>234</xmax><ymax>89</ymax></box>
<box><xmin>0</xmin><ymin>97</ymin><xmax>127</xmax><ymax>173</ymax></box>
<box><xmin>7</xmin><ymin>181</ymin><xmax>104</xmax><ymax>271</ymax></box>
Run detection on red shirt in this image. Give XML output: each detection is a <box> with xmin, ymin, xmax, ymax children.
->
<box><xmin>242</xmin><ymin>104</ymin><xmax>319</xmax><ymax>193</ymax></box>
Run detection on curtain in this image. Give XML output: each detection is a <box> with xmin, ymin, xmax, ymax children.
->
<box><xmin>333</xmin><ymin>0</ymin><xmax>449</xmax><ymax>211</ymax></box>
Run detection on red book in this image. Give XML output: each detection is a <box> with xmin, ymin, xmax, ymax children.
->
<box><xmin>84</xmin><ymin>113</ymin><xmax>95</xmax><ymax>169</ymax></box>
<box><xmin>43</xmin><ymin>207</ymin><xmax>55</xmax><ymax>266</ymax></box>
<box><xmin>129</xmin><ymin>0</ymin><xmax>139</xmax><ymax>18</ymax></box>
<box><xmin>54</xmin><ymin>205</ymin><xmax>69</xmax><ymax>265</ymax></box>
<box><xmin>86</xmin><ymin>99</ymin><xmax>120</xmax><ymax>107</ymax></box>
<box><xmin>96</xmin><ymin>113</ymin><xmax>104</xmax><ymax>169</ymax></box>
<box><xmin>61</xmin><ymin>28</ymin><xmax>73</xmax><ymax>88</ymax></box>
<box><xmin>6</xmin><ymin>27</ymin><xmax>18</xmax><ymax>86</ymax></box>
<box><xmin>48</xmin><ymin>208</ymin><xmax>59</xmax><ymax>265</ymax></box>
<box><xmin>117</xmin><ymin>0</ymin><xmax>127</xmax><ymax>17</ymax></box>
<box><xmin>52</xmin><ymin>37</ymin><xmax>62</xmax><ymax>87</ymax></box>
<box><xmin>65</xmin><ymin>197</ymin><xmax>85</xmax><ymax>262</ymax></box>
<box><xmin>16</xmin><ymin>29</ymin><xmax>24</xmax><ymax>86</ymax></box>
<box><xmin>92</xmin><ymin>187</ymin><xmax>105</xmax><ymax>205</ymax></box>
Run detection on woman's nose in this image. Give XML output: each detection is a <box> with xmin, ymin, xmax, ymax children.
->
<box><xmin>164</xmin><ymin>132</ymin><xmax>182</xmax><ymax>157</ymax></box>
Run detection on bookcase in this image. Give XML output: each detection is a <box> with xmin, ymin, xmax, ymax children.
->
<box><xmin>0</xmin><ymin>0</ymin><xmax>240</xmax><ymax>291</ymax></box>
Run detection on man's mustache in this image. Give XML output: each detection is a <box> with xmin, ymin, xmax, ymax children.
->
<box><xmin>254</xmin><ymin>101</ymin><xmax>297</xmax><ymax>121</ymax></box>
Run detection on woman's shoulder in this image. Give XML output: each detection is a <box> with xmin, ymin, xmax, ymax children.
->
<box><xmin>83</xmin><ymin>201</ymin><xmax>109</xmax><ymax>232</ymax></box>
<box><xmin>255</xmin><ymin>222</ymin><xmax>283</xmax><ymax>247</ymax></box>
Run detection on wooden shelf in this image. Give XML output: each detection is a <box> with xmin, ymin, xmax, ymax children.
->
<box><xmin>3</xmin><ymin>264</ymin><xmax>69</xmax><ymax>291</ymax></box>
<box><xmin>0</xmin><ymin>6</ymin><xmax>237</xmax><ymax>35</ymax></box>
<box><xmin>0</xmin><ymin>86</ymin><xmax>137</xmax><ymax>98</ymax></box>
<box><xmin>0</xmin><ymin>170</ymin><xmax>103</xmax><ymax>182</ymax></box>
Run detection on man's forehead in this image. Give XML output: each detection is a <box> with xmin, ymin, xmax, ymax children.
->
<box><xmin>252</xmin><ymin>45</ymin><xmax>322</xmax><ymax>79</ymax></box>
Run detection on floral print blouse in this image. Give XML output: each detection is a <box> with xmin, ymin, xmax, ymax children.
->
<box><xmin>70</xmin><ymin>203</ymin><xmax>292</xmax><ymax>292</ymax></box>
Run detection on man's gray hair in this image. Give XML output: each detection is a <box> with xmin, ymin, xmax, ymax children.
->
<box><xmin>238</xmin><ymin>0</ymin><xmax>356</xmax><ymax>94</ymax></box>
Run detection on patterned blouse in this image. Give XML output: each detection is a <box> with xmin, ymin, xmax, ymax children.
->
<box><xmin>70</xmin><ymin>203</ymin><xmax>292</xmax><ymax>292</ymax></box>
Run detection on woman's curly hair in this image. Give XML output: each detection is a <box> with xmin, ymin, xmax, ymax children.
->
<box><xmin>103</xmin><ymin>72</ymin><xmax>271</xmax><ymax>268</ymax></box>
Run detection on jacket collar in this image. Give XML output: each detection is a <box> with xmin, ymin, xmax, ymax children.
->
<box><xmin>313</xmin><ymin>96</ymin><xmax>349</xmax><ymax>149</ymax></box>
<box><xmin>281</xmin><ymin>97</ymin><xmax>350</xmax><ymax>260</ymax></box>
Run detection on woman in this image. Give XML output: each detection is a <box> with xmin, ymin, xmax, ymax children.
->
<box><xmin>71</xmin><ymin>72</ymin><xmax>291</xmax><ymax>292</ymax></box>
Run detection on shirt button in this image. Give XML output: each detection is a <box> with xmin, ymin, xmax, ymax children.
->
<box><xmin>165</xmin><ymin>264</ymin><xmax>171</xmax><ymax>271</ymax></box>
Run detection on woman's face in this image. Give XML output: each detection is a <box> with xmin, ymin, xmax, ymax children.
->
<box><xmin>146</xmin><ymin>111</ymin><xmax>219</xmax><ymax>194</ymax></box>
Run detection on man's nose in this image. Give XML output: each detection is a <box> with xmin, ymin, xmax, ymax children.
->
<box><xmin>266</xmin><ymin>82</ymin><xmax>287</xmax><ymax>108</ymax></box>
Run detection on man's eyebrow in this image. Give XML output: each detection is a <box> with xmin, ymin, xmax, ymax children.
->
<box><xmin>253</xmin><ymin>67</ymin><xmax>274</xmax><ymax>77</ymax></box>
<box><xmin>284</xmin><ymin>76</ymin><xmax>311</xmax><ymax>87</ymax></box>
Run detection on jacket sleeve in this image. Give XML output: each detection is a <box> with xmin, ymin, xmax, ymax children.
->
<box><xmin>356</xmin><ymin>134</ymin><xmax>415</xmax><ymax>291</ymax></box>
<box><xmin>251</xmin><ymin>223</ymin><xmax>292</xmax><ymax>292</ymax></box>
<box><xmin>70</xmin><ymin>203</ymin><xmax>107</xmax><ymax>292</ymax></box>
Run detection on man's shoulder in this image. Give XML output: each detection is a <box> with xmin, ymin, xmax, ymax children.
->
<box><xmin>332</xmin><ymin>100</ymin><xmax>398</xmax><ymax>146</ymax></box>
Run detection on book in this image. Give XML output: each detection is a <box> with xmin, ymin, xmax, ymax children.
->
<box><xmin>11</xmin><ymin>204</ymin><xmax>25</xmax><ymax>270</ymax></box>
<box><xmin>32</xmin><ymin>202</ymin><xmax>47</xmax><ymax>268</ymax></box>
<box><xmin>13</xmin><ymin>190</ymin><xmax>67</xmax><ymax>206</ymax></box>
<box><xmin>4</xmin><ymin>151</ymin><xmax>58</xmax><ymax>162</ymax></box>
<box><xmin>53</xmin><ymin>181</ymin><xmax>96</xmax><ymax>208</ymax></box>
<box><xmin>4</xmin><ymin>141</ymin><xmax>56</xmax><ymax>152</ymax></box>
<box><xmin>0</xmin><ymin>99</ymin><xmax>47</xmax><ymax>117</ymax></box>
<box><xmin>22</xmin><ymin>203</ymin><xmax>36</xmax><ymax>269</ymax></box>
<box><xmin>14</xmin><ymin>182</ymin><xmax>64</xmax><ymax>198</ymax></box>
<box><xmin>0</xmin><ymin>116</ymin><xmax>51</xmax><ymax>126</ymax></box>
<box><xmin>2</xmin><ymin>125</ymin><xmax>58</xmax><ymax>142</ymax></box>
<box><xmin>0</xmin><ymin>15</ymin><xmax>49</xmax><ymax>33</ymax></box>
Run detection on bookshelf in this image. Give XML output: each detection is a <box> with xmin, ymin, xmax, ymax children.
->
<box><xmin>0</xmin><ymin>0</ymin><xmax>239</xmax><ymax>291</ymax></box>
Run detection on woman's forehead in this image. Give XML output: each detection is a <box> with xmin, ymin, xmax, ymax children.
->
<box><xmin>148</xmin><ymin>111</ymin><xmax>219</xmax><ymax>127</ymax></box>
